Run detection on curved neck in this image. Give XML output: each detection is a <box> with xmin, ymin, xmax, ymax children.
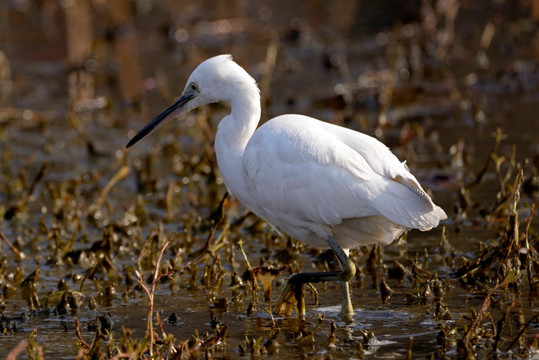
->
<box><xmin>214</xmin><ymin>85</ymin><xmax>260</xmax><ymax>198</ymax></box>
<box><xmin>220</xmin><ymin>88</ymin><xmax>260</xmax><ymax>149</ymax></box>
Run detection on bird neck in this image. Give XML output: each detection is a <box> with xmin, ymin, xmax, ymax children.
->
<box><xmin>214</xmin><ymin>86</ymin><xmax>260</xmax><ymax>198</ymax></box>
<box><xmin>217</xmin><ymin>88</ymin><xmax>260</xmax><ymax>152</ymax></box>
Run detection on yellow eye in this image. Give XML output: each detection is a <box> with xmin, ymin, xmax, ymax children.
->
<box><xmin>189</xmin><ymin>82</ymin><xmax>199</xmax><ymax>92</ymax></box>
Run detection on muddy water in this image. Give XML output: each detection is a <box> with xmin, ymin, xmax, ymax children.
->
<box><xmin>0</xmin><ymin>1</ymin><xmax>538</xmax><ymax>359</ymax></box>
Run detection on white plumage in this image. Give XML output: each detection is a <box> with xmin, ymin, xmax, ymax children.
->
<box><xmin>241</xmin><ymin>115</ymin><xmax>445</xmax><ymax>248</ymax></box>
<box><xmin>127</xmin><ymin>54</ymin><xmax>447</xmax><ymax>321</ymax></box>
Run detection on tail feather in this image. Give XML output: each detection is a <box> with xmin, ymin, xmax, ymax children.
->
<box><xmin>370</xmin><ymin>176</ymin><xmax>447</xmax><ymax>231</ymax></box>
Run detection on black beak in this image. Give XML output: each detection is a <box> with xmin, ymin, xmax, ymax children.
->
<box><xmin>126</xmin><ymin>92</ymin><xmax>195</xmax><ymax>148</ymax></box>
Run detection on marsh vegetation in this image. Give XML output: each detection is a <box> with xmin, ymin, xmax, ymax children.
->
<box><xmin>0</xmin><ymin>1</ymin><xmax>537</xmax><ymax>358</ymax></box>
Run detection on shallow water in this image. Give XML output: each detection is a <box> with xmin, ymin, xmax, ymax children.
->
<box><xmin>0</xmin><ymin>1</ymin><xmax>538</xmax><ymax>359</ymax></box>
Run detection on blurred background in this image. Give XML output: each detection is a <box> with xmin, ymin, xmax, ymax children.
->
<box><xmin>1</xmin><ymin>1</ymin><xmax>538</xmax><ymax>163</ymax></box>
<box><xmin>0</xmin><ymin>0</ymin><xmax>538</xmax><ymax>358</ymax></box>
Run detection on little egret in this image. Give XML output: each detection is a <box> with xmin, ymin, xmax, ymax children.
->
<box><xmin>126</xmin><ymin>55</ymin><xmax>447</xmax><ymax>321</ymax></box>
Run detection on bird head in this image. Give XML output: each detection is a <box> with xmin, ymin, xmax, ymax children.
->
<box><xmin>126</xmin><ymin>54</ymin><xmax>254</xmax><ymax>148</ymax></box>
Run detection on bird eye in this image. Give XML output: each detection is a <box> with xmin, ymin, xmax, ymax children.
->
<box><xmin>189</xmin><ymin>82</ymin><xmax>199</xmax><ymax>92</ymax></box>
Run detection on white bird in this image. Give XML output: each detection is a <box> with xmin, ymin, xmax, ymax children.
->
<box><xmin>126</xmin><ymin>55</ymin><xmax>447</xmax><ymax>321</ymax></box>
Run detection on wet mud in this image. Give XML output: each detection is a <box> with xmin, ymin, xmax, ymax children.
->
<box><xmin>0</xmin><ymin>1</ymin><xmax>538</xmax><ymax>359</ymax></box>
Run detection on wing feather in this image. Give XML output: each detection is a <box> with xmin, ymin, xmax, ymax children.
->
<box><xmin>242</xmin><ymin>115</ymin><xmax>446</xmax><ymax>242</ymax></box>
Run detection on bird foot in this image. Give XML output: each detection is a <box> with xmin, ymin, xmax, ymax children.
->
<box><xmin>338</xmin><ymin>281</ymin><xmax>355</xmax><ymax>323</ymax></box>
<box><xmin>272</xmin><ymin>281</ymin><xmax>305</xmax><ymax>318</ymax></box>
<box><xmin>338</xmin><ymin>301</ymin><xmax>354</xmax><ymax>323</ymax></box>
<box><xmin>273</xmin><ymin>279</ymin><xmax>322</xmax><ymax>320</ymax></box>
<box><xmin>273</xmin><ymin>281</ymin><xmax>354</xmax><ymax>322</ymax></box>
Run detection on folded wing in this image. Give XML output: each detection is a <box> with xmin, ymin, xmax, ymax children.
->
<box><xmin>242</xmin><ymin>115</ymin><xmax>446</xmax><ymax>244</ymax></box>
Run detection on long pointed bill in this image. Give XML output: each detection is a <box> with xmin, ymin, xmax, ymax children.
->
<box><xmin>126</xmin><ymin>92</ymin><xmax>195</xmax><ymax>148</ymax></box>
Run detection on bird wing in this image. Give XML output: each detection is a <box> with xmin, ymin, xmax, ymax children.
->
<box><xmin>328</xmin><ymin>122</ymin><xmax>437</xmax><ymax>201</ymax></box>
<box><xmin>327</xmin><ymin>121</ymin><xmax>447</xmax><ymax>229</ymax></box>
<box><xmin>242</xmin><ymin>115</ymin><xmax>446</xmax><ymax>237</ymax></box>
